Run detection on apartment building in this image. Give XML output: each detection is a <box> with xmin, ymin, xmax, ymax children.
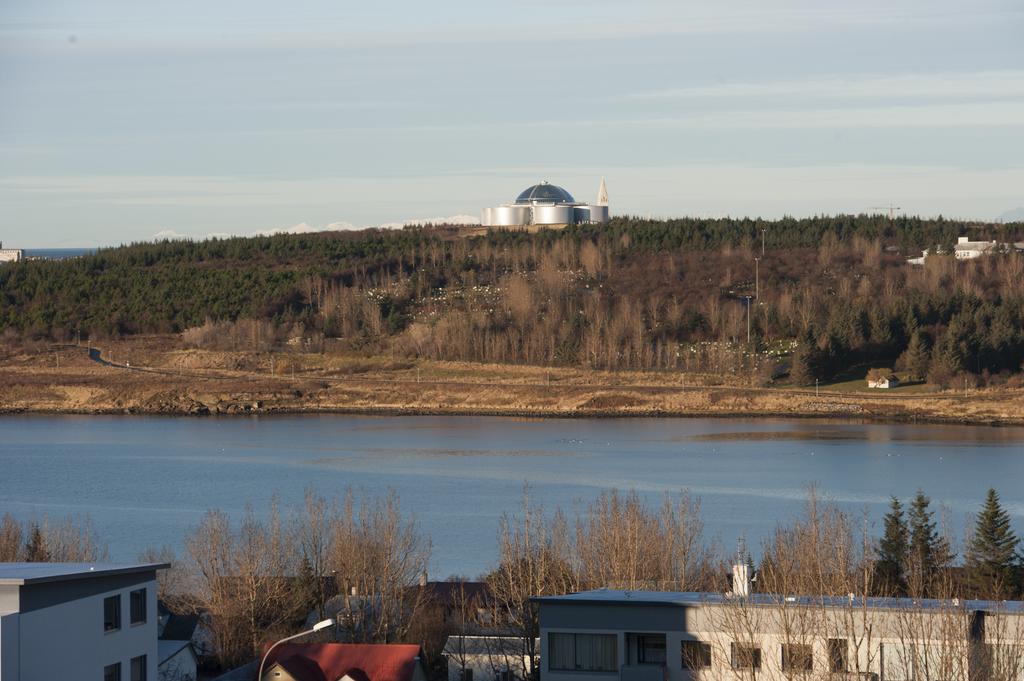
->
<box><xmin>0</xmin><ymin>562</ymin><xmax>168</xmax><ymax>681</ymax></box>
<box><xmin>534</xmin><ymin>585</ymin><xmax>1024</xmax><ymax>681</ymax></box>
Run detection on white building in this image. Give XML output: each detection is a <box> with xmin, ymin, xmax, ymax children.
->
<box><xmin>443</xmin><ymin>635</ymin><xmax>537</xmax><ymax>681</ymax></box>
<box><xmin>954</xmin><ymin>236</ymin><xmax>1000</xmax><ymax>259</ymax></box>
<box><xmin>0</xmin><ymin>562</ymin><xmax>168</xmax><ymax>681</ymax></box>
<box><xmin>0</xmin><ymin>247</ymin><xmax>22</xmax><ymax>263</ymax></box>
<box><xmin>909</xmin><ymin>236</ymin><xmax>1024</xmax><ymax>265</ymax></box>
<box><xmin>481</xmin><ymin>180</ymin><xmax>610</xmax><ymax>229</ymax></box>
<box><xmin>535</xmin><ymin>587</ymin><xmax>1024</xmax><ymax>681</ymax></box>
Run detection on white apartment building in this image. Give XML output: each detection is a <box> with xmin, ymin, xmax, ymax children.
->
<box><xmin>535</xmin><ymin>588</ymin><xmax>1024</xmax><ymax>681</ymax></box>
<box><xmin>0</xmin><ymin>562</ymin><xmax>168</xmax><ymax>681</ymax></box>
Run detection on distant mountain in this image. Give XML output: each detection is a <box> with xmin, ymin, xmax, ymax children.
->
<box><xmin>997</xmin><ymin>207</ymin><xmax>1024</xmax><ymax>222</ymax></box>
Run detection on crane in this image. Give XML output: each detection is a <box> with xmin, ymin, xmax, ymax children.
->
<box><xmin>868</xmin><ymin>204</ymin><xmax>902</xmax><ymax>220</ymax></box>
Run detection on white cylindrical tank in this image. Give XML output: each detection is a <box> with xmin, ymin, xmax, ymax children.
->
<box><xmin>587</xmin><ymin>205</ymin><xmax>610</xmax><ymax>223</ymax></box>
<box><xmin>532</xmin><ymin>205</ymin><xmax>573</xmax><ymax>225</ymax></box>
<box><xmin>485</xmin><ymin>205</ymin><xmax>531</xmax><ymax>226</ymax></box>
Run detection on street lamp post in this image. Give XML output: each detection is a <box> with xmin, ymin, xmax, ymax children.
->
<box><xmin>257</xmin><ymin>618</ymin><xmax>335</xmax><ymax>681</ymax></box>
<box><xmin>754</xmin><ymin>257</ymin><xmax>760</xmax><ymax>300</ymax></box>
<box><xmin>744</xmin><ymin>296</ymin><xmax>752</xmax><ymax>343</ymax></box>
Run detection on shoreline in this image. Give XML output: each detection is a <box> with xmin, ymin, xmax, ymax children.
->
<box><xmin>3</xmin><ymin>343</ymin><xmax>1023</xmax><ymax>427</ymax></box>
<box><xmin>0</xmin><ymin>402</ymin><xmax>1016</xmax><ymax>428</ymax></box>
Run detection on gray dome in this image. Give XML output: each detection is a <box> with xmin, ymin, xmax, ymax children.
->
<box><xmin>515</xmin><ymin>182</ymin><xmax>575</xmax><ymax>204</ymax></box>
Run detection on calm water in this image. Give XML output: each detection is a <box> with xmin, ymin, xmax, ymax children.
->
<box><xmin>23</xmin><ymin>248</ymin><xmax>97</xmax><ymax>260</ymax></box>
<box><xmin>1</xmin><ymin>415</ymin><xmax>1022</xmax><ymax>577</ymax></box>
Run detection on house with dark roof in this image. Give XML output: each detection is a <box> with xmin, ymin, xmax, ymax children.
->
<box><xmin>261</xmin><ymin>642</ymin><xmax>427</xmax><ymax>681</ymax></box>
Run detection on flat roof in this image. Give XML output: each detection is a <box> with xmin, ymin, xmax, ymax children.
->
<box><xmin>0</xmin><ymin>562</ymin><xmax>170</xmax><ymax>586</ymax></box>
<box><xmin>533</xmin><ymin>589</ymin><xmax>1024</xmax><ymax>613</ymax></box>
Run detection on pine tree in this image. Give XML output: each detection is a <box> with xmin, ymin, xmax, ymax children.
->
<box><xmin>790</xmin><ymin>327</ymin><xmax>824</xmax><ymax>386</ymax></box>
<box><xmin>875</xmin><ymin>497</ymin><xmax>908</xmax><ymax>595</ymax></box>
<box><xmin>901</xmin><ymin>330</ymin><xmax>931</xmax><ymax>381</ymax></box>
<box><xmin>24</xmin><ymin>524</ymin><xmax>50</xmax><ymax>562</ymax></box>
<box><xmin>906</xmin><ymin>490</ymin><xmax>952</xmax><ymax>595</ymax></box>
<box><xmin>966</xmin><ymin>488</ymin><xmax>1020</xmax><ymax>598</ymax></box>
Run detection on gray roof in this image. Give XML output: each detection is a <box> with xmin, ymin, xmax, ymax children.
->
<box><xmin>0</xmin><ymin>562</ymin><xmax>170</xmax><ymax>586</ymax></box>
<box><xmin>532</xmin><ymin>589</ymin><xmax>1024</xmax><ymax>613</ymax></box>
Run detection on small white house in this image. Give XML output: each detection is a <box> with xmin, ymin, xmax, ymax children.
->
<box><xmin>158</xmin><ymin>639</ymin><xmax>198</xmax><ymax>681</ymax></box>
<box><xmin>444</xmin><ymin>635</ymin><xmax>537</xmax><ymax>681</ymax></box>
<box><xmin>867</xmin><ymin>374</ymin><xmax>900</xmax><ymax>389</ymax></box>
<box><xmin>0</xmin><ymin>248</ymin><xmax>22</xmax><ymax>263</ymax></box>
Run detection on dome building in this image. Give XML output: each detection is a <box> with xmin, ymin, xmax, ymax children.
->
<box><xmin>481</xmin><ymin>179</ymin><xmax>609</xmax><ymax>229</ymax></box>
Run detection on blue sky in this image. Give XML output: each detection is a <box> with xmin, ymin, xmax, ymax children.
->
<box><xmin>1</xmin><ymin>0</ymin><xmax>1023</xmax><ymax>247</ymax></box>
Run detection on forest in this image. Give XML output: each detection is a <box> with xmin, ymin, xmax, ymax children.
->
<box><xmin>2</xmin><ymin>214</ymin><xmax>1024</xmax><ymax>386</ymax></box>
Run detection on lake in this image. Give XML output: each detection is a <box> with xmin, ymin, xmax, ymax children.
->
<box><xmin>1</xmin><ymin>414</ymin><xmax>1022</xmax><ymax>578</ymax></box>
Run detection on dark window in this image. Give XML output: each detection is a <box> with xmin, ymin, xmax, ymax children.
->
<box><xmin>104</xmin><ymin>595</ymin><xmax>121</xmax><ymax>632</ymax></box>
<box><xmin>130</xmin><ymin>588</ymin><xmax>147</xmax><ymax>625</ymax></box>
<box><xmin>548</xmin><ymin>633</ymin><xmax>617</xmax><ymax>672</ymax></box>
<box><xmin>636</xmin><ymin>635</ymin><xmax>666</xmax><ymax>665</ymax></box>
<box><xmin>104</xmin><ymin>662</ymin><xmax>121</xmax><ymax>681</ymax></box>
<box><xmin>828</xmin><ymin>639</ymin><xmax>848</xmax><ymax>672</ymax></box>
<box><xmin>496</xmin><ymin>670</ymin><xmax>513</xmax><ymax>681</ymax></box>
<box><xmin>459</xmin><ymin>669</ymin><xmax>473</xmax><ymax>681</ymax></box>
<box><xmin>782</xmin><ymin>643</ymin><xmax>813</xmax><ymax>672</ymax></box>
<box><xmin>730</xmin><ymin>643</ymin><xmax>761</xmax><ymax>670</ymax></box>
<box><xmin>130</xmin><ymin>655</ymin><xmax>146</xmax><ymax>681</ymax></box>
<box><xmin>681</xmin><ymin>641</ymin><xmax>712</xmax><ymax>670</ymax></box>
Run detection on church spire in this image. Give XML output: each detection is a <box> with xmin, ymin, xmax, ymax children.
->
<box><xmin>597</xmin><ymin>177</ymin><xmax>608</xmax><ymax>206</ymax></box>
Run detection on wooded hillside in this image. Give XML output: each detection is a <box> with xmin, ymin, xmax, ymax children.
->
<box><xmin>3</xmin><ymin>214</ymin><xmax>1023</xmax><ymax>386</ymax></box>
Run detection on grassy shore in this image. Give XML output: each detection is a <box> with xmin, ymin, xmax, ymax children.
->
<box><xmin>2</xmin><ymin>336</ymin><xmax>1023</xmax><ymax>425</ymax></box>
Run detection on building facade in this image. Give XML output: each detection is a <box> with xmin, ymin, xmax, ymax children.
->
<box><xmin>0</xmin><ymin>249</ymin><xmax>23</xmax><ymax>264</ymax></box>
<box><xmin>0</xmin><ymin>562</ymin><xmax>168</xmax><ymax>681</ymax></box>
<box><xmin>481</xmin><ymin>181</ymin><xmax>609</xmax><ymax>230</ymax></box>
<box><xmin>535</xmin><ymin>589</ymin><xmax>1024</xmax><ymax>681</ymax></box>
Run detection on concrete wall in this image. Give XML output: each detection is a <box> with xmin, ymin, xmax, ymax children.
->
<box><xmin>14</xmin><ymin>573</ymin><xmax>159</xmax><ymax>681</ymax></box>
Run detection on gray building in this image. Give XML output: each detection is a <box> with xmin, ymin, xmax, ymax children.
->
<box><xmin>0</xmin><ymin>562</ymin><xmax>168</xmax><ymax>681</ymax></box>
<box><xmin>481</xmin><ymin>180</ymin><xmax>609</xmax><ymax>229</ymax></box>
<box><xmin>535</xmin><ymin>588</ymin><xmax>1024</xmax><ymax>681</ymax></box>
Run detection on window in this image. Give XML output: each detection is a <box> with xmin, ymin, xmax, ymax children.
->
<box><xmin>782</xmin><ymin>643</ymin><xmax>813</xmax><ymax>672</ymax></box>
<box><xmin>130</xmin><ymin>655</ymin><xmax>147</xmax><ymax>681</ymax></box>
<box><xmin>730</xmin><ymin>643</ymin><xmax>761</xmax><ymax>670</ymax></box>
<box><xmin>495</xmin><ymin>670</ymin><xmax>513</xmax><ymax>681</ymax></box>
<box><xmin>635</xmin><ymin>635</ymin><xmax>666</xmax><ymax>665</ymax></box>
<box><xmin>104</xmin><ymin>595</ymin><xmax>121</xmax><ymax>632</ymax></box>
<box><xmin>130</xmin><ymin>588</ymin><xmax>146</xmax><ymax>624</ymax></box>
<box><xmin>681</xmin><ymin>641</ymin><xmax>712</xmax><ymax>670</ymax></box>
<box><xmin>827</xmin><ymin>638</ymin><xmax>848</xmax><ymax>672</ymax></box>
<box><xmin>459</xmin><ymin>669</ymin><xmax>473</xmax><ymax>681</ymax></box>
<box><xmin>104</xmin><ymin>662</ymin><xmax>121</xmax><ymax>681</ymax></box>
<box><xmin>549</xmin><ymin>633</ymin><xmax>618</xmax><ymax>672</ymax></box>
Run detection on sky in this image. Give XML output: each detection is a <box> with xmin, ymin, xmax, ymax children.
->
<box><xmin>1</xmin><ymin>0</ymin><xmax>1023</xmax><ymax>247</ymax></box>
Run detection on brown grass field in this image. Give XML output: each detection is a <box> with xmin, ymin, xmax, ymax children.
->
<box><xmin>2</xmin><ymin>335</ymin><xmax>1023</xmax><ymax>425</ymax></box>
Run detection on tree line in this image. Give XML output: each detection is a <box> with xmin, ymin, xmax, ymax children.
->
<box><xmin>2</xmin><ymin>485</ymin><xmax>1021</xmax><ymax>677</ymax></box>
<box><xmin>3</xmin><ymin>217</ymin><xmax>1024</xmax><ymax>384</ymax></box>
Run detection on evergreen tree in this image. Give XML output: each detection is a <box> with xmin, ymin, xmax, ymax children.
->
<box><xmin>789</xmin><ymin>328</ymin><xmax>817</xmax><ymax>386</ymax></box>
<box><xmin>966</xmin><ymin>488</ymin><xmax>1020</xmax><ymax>598</ymax></box>
<box><xmin>875</xmin><ymin>497</ymin><xmax>908</xmax><ymax>595</ymax></box>
<box><xmin>901</xmin><ymin>330</ymin><xmax>932</xmax><ymax>381</ymax></box>
<box><xmin>24</xmin><ymin>524</ymin><xmax>49</xmax><ymax>562</ymax></box>
<box><xmin>906</xmin><ymin>490</ymin><xmax>952</xmax><ymax>594</ymax></box>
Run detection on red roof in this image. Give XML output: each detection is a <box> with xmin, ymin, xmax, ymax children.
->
<box><xmin>265</xmin><ymin>643</ymin><xmax>423</xmax><ymax>681</ymax></box>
